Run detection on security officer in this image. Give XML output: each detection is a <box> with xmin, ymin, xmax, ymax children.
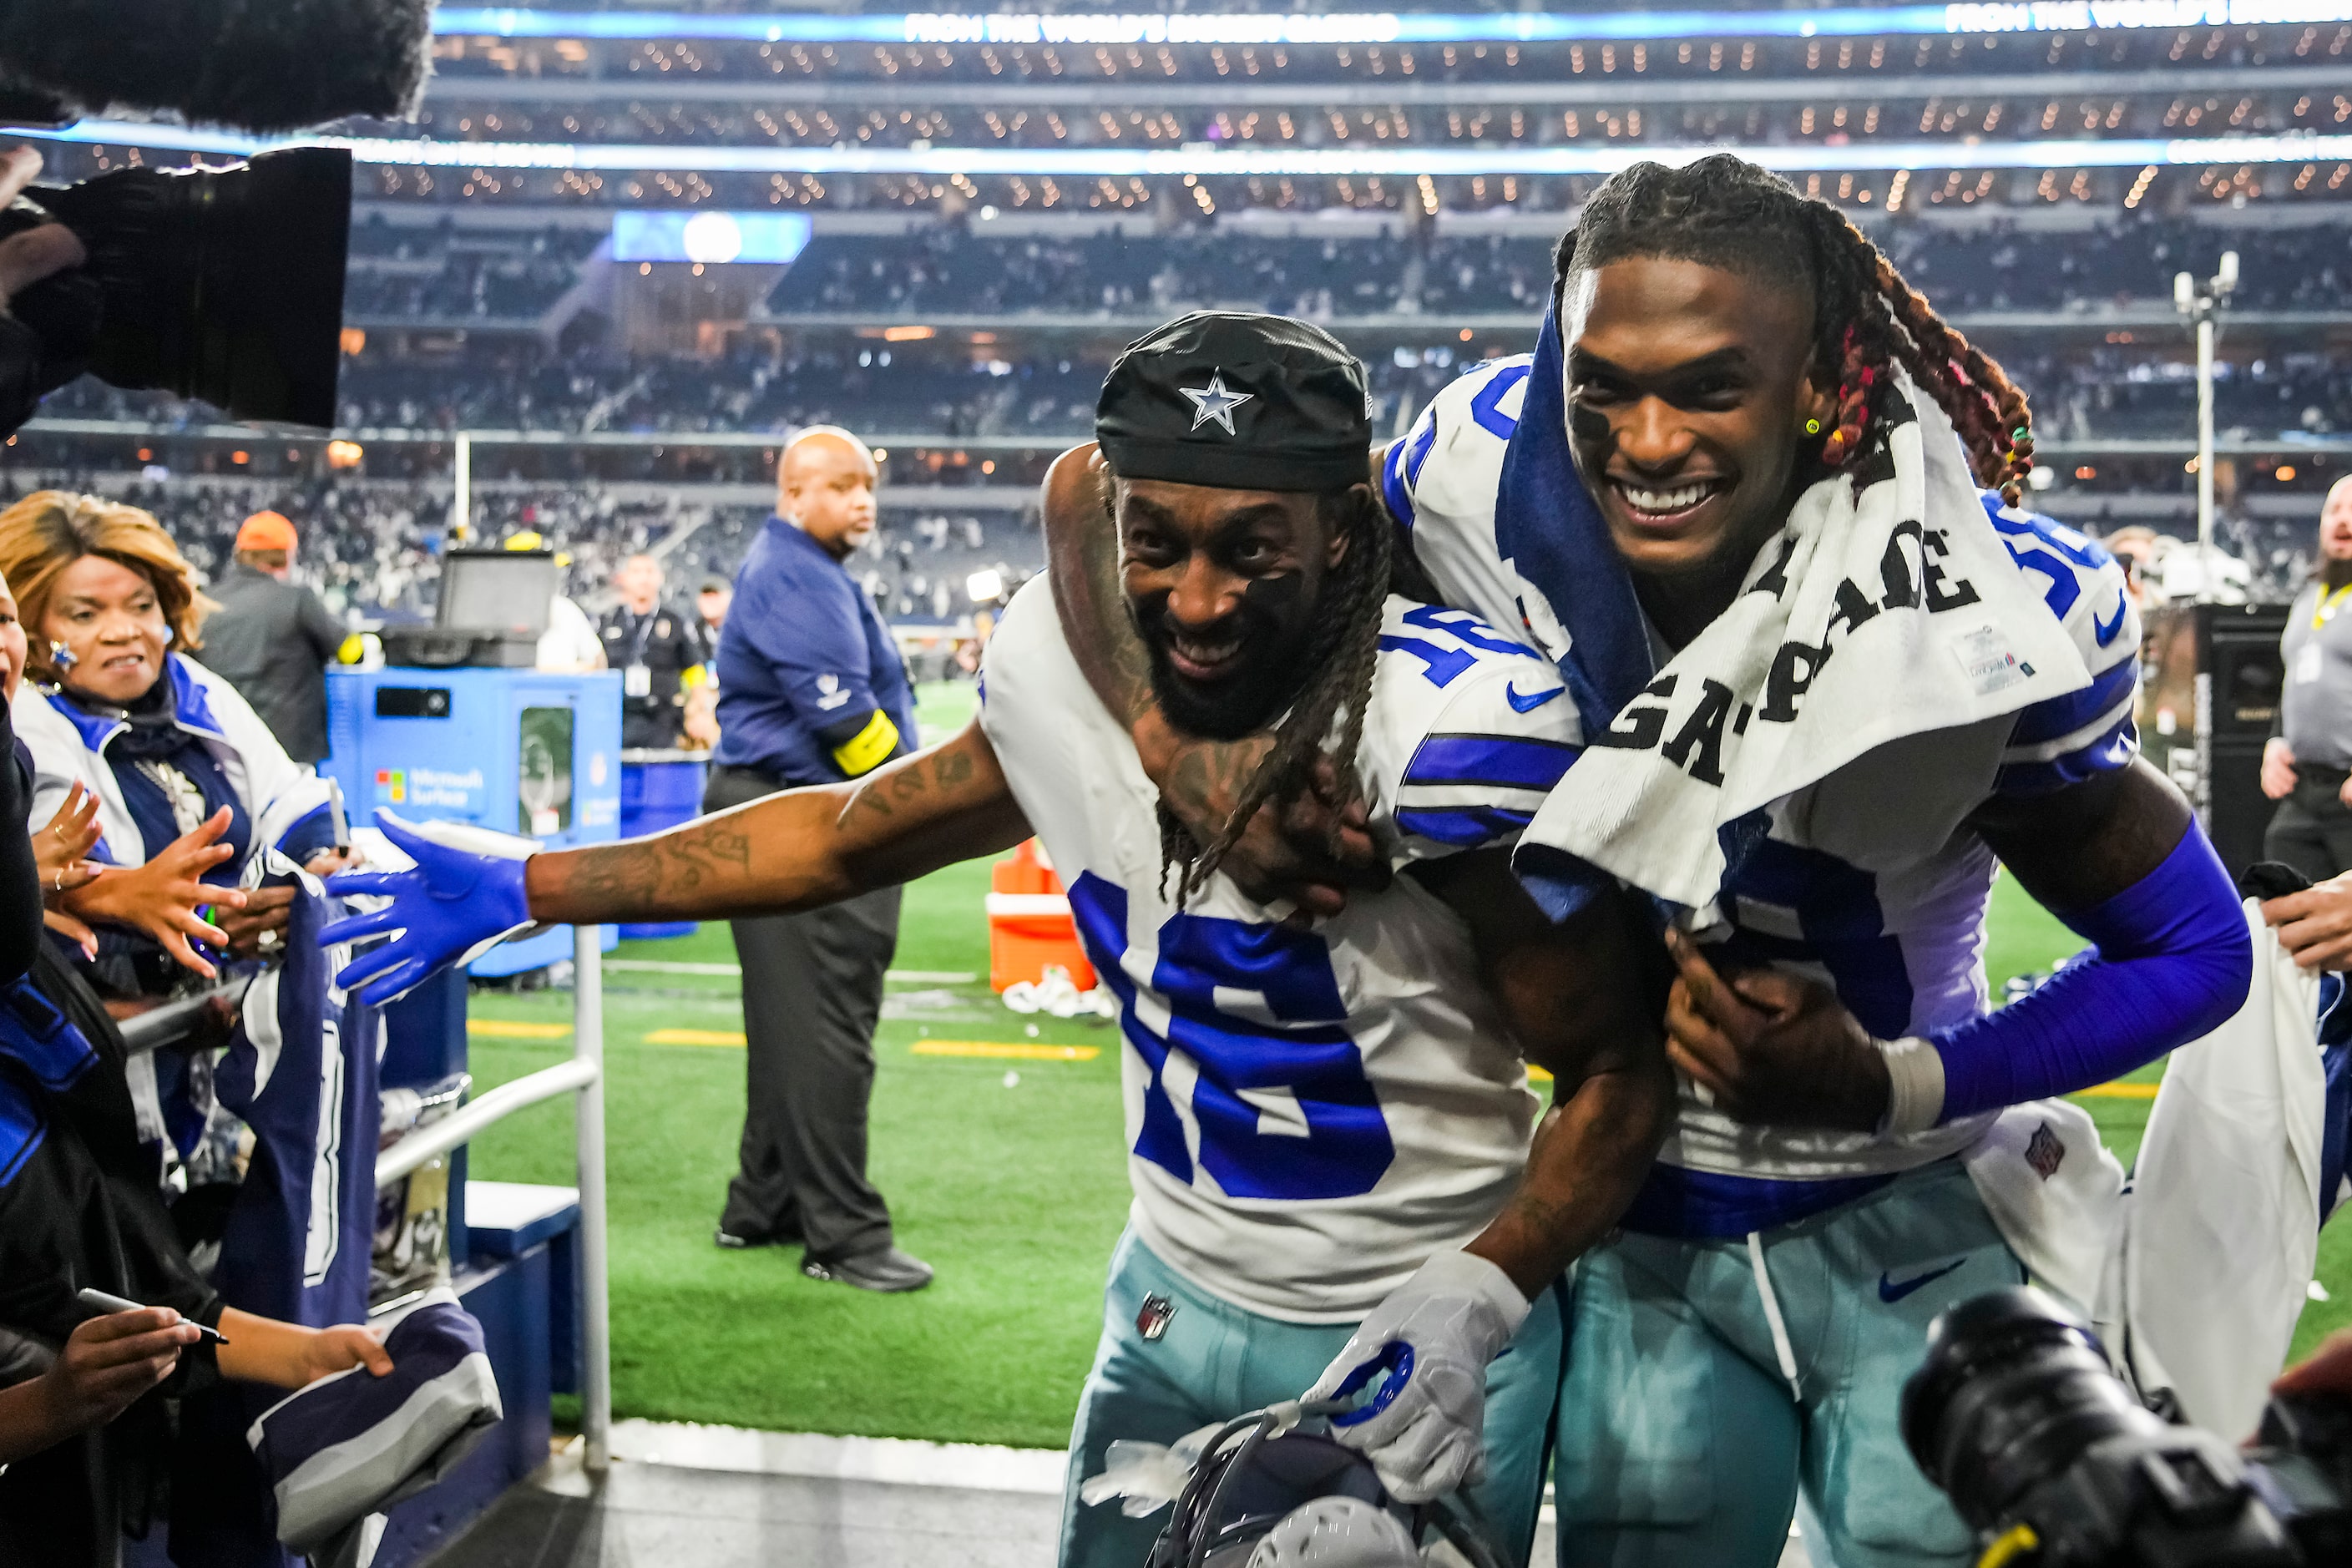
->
<box><xmin>2265</xmin><ymin>475</ymin><xmax>2352</xmax><ymax>879</ymax></box>
<box><xmin>704</xmin><ymin>425</ymin><xmax>930</xmax><ymax>1292</ymax></box>
<box><xmin>598</xmin><ymin>553</ymin><xmax>705</xmax><ymax>749</ymax></box>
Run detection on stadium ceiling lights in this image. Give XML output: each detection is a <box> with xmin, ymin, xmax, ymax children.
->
<box><xmin>51</xmin><ymin>119</ymin><xmax>2352</xmax><ymax>179</ymax></box>
<box><xmin>433</xmin><ymin>4</ymin><xmax>2352</xmax><ymax>46</ymax></box>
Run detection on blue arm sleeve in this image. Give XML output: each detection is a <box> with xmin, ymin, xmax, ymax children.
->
<box><xmin>1930</xmin><ymin>823</ymin><xmax>2252</xmax><ymax>1120</ymax></box>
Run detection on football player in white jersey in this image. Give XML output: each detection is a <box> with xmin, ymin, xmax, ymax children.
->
<box><xmin>1038</xmin><ymin>160</ymin><xmax>2252</xmax><ymax>1568</ymax></box>
<box><xmin>321</xmin><ymin>313</ymin><xmax>1674</xmax><ymax>1568</ymax></box>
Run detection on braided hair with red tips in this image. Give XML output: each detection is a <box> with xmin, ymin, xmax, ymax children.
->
<box><xmin>1555</xmin><ymin>155</ymin><xmax>2039</xmax><ymax>505</ymax></box>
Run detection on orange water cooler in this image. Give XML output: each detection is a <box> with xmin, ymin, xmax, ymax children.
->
<box><xmin>986</xmin><ymin>839</ymin><xmax>1097</xmax><ymax>992</ymax></box>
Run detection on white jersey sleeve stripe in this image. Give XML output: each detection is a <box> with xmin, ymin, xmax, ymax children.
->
<box><xmin>1383</xmin><ymin>403</ymin><xmax>1440</xmax><ymax>529</ymax></box>
<box><xmin>1981</xmin><ymin>498</ymin><xmax>2143</xmax><ymax>797</ymax></box>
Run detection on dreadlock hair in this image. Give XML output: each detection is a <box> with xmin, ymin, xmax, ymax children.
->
<box><xmin>1555</xmin><ymin>154</ymin><xmax>2038</xmax><ymax>505</ymax></box>
<box><xmin>1100</xmin><ymin>468</ymin><xmax>1395</xmax><ymax>909</ymax></box>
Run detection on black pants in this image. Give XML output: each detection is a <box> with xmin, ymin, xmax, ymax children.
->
<box><xmin>706</xmin><ymin>766</ymin><xmax>901</xmax><ymax>1259</ymax></box>
<box><xmin>2263</xmin><ymin>765</ymin><xmax>2352</xmax><ymax>884</ymax></box>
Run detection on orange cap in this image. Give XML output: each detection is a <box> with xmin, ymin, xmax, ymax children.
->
<box><xmin>235</xmin><ymin>510</ymin><xmax>298</xmax><ymax>552</ymax></box>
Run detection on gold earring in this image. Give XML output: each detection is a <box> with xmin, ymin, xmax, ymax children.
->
<box><xmin>1804</xmin><ymin>417</ymin><xmax>1823</xmax><ymax>436</ymax></box>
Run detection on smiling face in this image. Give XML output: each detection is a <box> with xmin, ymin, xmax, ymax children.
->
<box><xmin>43</xmin><ymin>554</ymin><xmax>171</xmax><ymax>706</ymax></box>
<box><xmin>1115</xmin><ymin>475</ymin><xmax>1349</xmax><ymax>739</ymax></box>
<box><xmin>1562</xmin><ymin>255</ymin><xmax>1835</xmax><ymax>584</ymax></box>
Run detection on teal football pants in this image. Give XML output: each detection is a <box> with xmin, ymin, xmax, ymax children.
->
<box><xmin>1553</xmin><ymin>1159</ymin><xmax>2027</xmax><ymax>1568</ymax></box>
<box><xmin>1060</xmin><ymin>1229</ymin><xmax>1567</xmax><ymax>1568</ymax></box>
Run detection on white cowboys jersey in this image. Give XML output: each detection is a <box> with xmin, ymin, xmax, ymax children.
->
<box><xmin>1387</xmin><ymin>357</ymin><xmax>2143</xmax><ymax>1233</ymax></box>
<box><xmin>978</xmin><ymin>577</ymin><xmax>1581</xmax><ymax>1322</ymax></box>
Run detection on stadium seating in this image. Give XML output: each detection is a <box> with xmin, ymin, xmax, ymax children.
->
<box><xmin>13</xmin><ymin>8</ymin><xmax>2352</xmax><ymax>630</ymax></box>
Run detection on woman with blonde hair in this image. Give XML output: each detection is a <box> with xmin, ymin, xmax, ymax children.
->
<box><xmin>0</xmin><ymin>491</ymin><xmax>352</xmax><ymax>995</ymax></box>
<box><xmin>0</xmin><ymin>493</ymin><xmax>392</xmax><ymax>1566</ymax></box>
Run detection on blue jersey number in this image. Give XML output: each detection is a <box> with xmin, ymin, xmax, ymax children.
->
<box><xmin>1068</xmin><ymin>873</ymin><xmax>1394</xmax><ymax>1201</ymax></box>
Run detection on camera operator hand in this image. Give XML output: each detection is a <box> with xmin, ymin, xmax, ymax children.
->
<box><xmin>0</xmin><ymin>144</ymin><xmax>92</xmax><ymax>438</ymax></box>
<box><xmin>0</xmin><ymin>146</ymin><xmax>85</xmax><ymax>308</ymax></box>
<box><xmin>2272</xmin><ymin>1328</ymin><xmax>2352</xmax><ymax>1399</ymax></box>
<box><xmin>2261</xmin><ymin>873</ymin><xmax>2352</xmax><ymax>973</ymax></box>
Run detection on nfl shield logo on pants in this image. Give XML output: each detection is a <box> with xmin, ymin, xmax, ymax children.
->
<box><xmin>1136</xmin><ymin>1294</ymin><xmax>1176</xmax><ymax>1342</ymax></box>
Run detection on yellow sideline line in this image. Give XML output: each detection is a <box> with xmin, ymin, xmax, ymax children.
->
<box><xmin>645</xmin><ymin>1027</ymin><xmax>750</xmax><ymax>1047</ymax></box>
<box><xmin>468</xmin><ymin>1019</ymin><xmax>572</xmax><ymax>1039</ymax></box>
<box><xmin>496</xmin><ymin>1020</ymin><xmax>2160</xmax><ymax>1096</ymax></box>
<box><xmin>913</xmin><ymin>1039</ymin><xmax>1100</xmax><ymax>1062</ymax></box>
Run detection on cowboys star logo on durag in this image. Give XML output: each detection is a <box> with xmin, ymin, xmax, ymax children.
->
<box><xmin>1181</xmin><ymin>371</ymin><xmax>1253</xmax><ymax>435</ymax></box>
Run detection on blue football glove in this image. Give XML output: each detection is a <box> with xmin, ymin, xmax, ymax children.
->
<box><xmin>320</xmin><ymin>811</ymin><xmax>539</xmax><ymax>1007</ymax></box>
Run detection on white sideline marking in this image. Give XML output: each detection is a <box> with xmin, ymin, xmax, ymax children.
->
<box><xmin>604</xmin><ymin>960</ymin><xmax>977</xmax><ymax>984</ymax></box>
<box><xmin>606</xmin><ymin>1419</ymin><xmax>1065</xmax><ymax>1494</ymax></box>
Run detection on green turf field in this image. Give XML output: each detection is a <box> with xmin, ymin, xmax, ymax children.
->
<box><xmin>456</xmin><ymin>682</ymin><xmax>2352</xmax><ymax>1449</ymax></box>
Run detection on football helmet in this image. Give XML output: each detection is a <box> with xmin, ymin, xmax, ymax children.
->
<box><xmin>1141</xmin><ymin>1404</ymin><xmax>1505</xmax><ymax>1568</ymax></box>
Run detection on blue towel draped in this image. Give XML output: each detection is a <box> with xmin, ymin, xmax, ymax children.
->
<box><xmin>1493</xmin><ymin>307</ymin><xmax>1657</xmax><ymax>736</ymax></box>
<box><xmin>1491</xmin><ymin>309</ymin><xmax>1659</xmax><ymax>918</ymax></box>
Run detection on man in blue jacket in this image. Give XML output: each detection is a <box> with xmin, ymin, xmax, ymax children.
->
<box><xmin>706</xmin><ymin>426</ymin><xmax>929</xmax><ymax>1292</ymax></box>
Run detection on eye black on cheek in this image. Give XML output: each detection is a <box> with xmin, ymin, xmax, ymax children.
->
<box><xmin>1237</xmin><ymin>573</ymin><xmax>1303</xmax><ymax>614</ymax></box>
<box><xmin>1569</xmin><ymin>404</ymin><xmax>1613</xmax><ymax>444</ymax></box>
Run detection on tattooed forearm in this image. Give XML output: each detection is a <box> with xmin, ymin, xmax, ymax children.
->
<box><xmin>529</xmin><ymin>721</ymin><xmax>1018</xmax><ymax>925</ymax></box>
<box><xmin>539</xmin><ymin>819</ymin><xmax>757</xmax><ymax>921</ymax></box>
<box><xmin>1465</xmin><ymin>1063</ymin><xmax>1674</xmax><ymax>1297</ymax></box>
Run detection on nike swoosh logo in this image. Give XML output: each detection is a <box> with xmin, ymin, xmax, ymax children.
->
<box><xmin>1505</xmin><ymin>682</ymin><xmax>1565</xmax><ymax>713</ymax></box>
<box><xmin>1878</xmin><ymin>1259</ymin><xmax>1968</xmax><ymax>1304</ymax></box>
<box><xmin>2093</xmin><ymin>594</ymin><xmax>2128</xmax><ymax>648</ymax></box>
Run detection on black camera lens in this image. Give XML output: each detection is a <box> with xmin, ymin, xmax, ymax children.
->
<box><xmin>1901</xmin><ymin>1287</ymin><xmax>2172</xmax><ymax>1531</ymax></box>
<box><xmin>16</xmin><ymin>145</ymin><xmax>351</xmax><ymax>428</ymax></box>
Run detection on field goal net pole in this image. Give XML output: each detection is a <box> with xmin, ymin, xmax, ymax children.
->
<box><xmin>451</xmin><ymin>432</ymin><xmax>473</xmax><ymax>544</ymax></box>
<box><xmin>2174</xmin><ymin>252</ymin><xmax>2238</xmax><ymax>588</ymax></box>
<box><xmin>574</xmin><ymin>923</ymin><xmax>614</xmax><ymax>1474</ymax></box>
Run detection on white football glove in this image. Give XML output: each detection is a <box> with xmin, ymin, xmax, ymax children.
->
<box><xmin>1303</xmin><ymin>1251</ymin><xmax>1530</xmax><ymax>1505</ymax></box>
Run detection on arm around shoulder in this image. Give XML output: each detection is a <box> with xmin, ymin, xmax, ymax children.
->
<box><xmin>1418</xmin><ymin>852</ymin><xmax>1676</xmax><ymax>1297</ymax></box>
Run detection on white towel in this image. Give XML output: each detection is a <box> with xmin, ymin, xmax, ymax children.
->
<box><xmin>2107</xmin><ymin>901</ymin><xmax>2325</xmax><ymax>1439</ymax></box>
<box><xmin>1962</xmin><ymin>1097</ymin><xmax>2126</xmax><ymax>1315</ymax></box>
<box><xmin>1518</xmin><ymin>380</ymin><xmax>2091</xmax><ymax>910</ymax></box>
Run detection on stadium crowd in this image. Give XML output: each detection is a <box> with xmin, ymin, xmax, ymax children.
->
<box><xmin>311</xmin><ymin>215</ymin><xmax>2352</xmax><ymax>331</ymax></box>
<box><xmin>775</xmin><ymin>216</ymin><xmax>2352</xmax><ymax>319</ymax></box>
<box><xmin>31</xmin><ymin>326</ymin><xmax>2352</xmax><ymax>453</ymax></box>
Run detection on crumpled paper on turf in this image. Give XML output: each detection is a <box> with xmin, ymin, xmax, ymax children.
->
<box><xmin>1002</xmin><ymin>964</ymin><xmax>1116</xmax><ymax>1021</ymax></box>
<box><xmin>1079</xmin><ymin>1421</ymin><xmax>1226</xmax><ymax>1517</ymax></box>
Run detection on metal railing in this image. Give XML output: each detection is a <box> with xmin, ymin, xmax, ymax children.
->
<box><xmin>371</xmin><ymin>926</ymin><xmax>614</xmax><ymax>1473</ymax></box>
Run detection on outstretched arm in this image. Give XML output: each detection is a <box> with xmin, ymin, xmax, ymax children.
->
<box><xmin>1039</xmin><ymin>442</ymin><xmax>1380</xmax><ymax>915</ymax></box>
<box><xmin>527</xmin><ymin>719</ymin><xmax>1028</xmax><ymax>924</ymax></box>
<box><xmin>326</xmin><ymin>720</ymin><xmax>1030</xmax><ymax>1004</ymax></box>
